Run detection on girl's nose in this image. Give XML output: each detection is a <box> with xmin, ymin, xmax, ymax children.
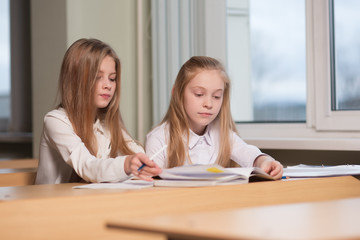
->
<box><xmin>203</xmin><ymin>97</ymin><xmax>213</xmax><ymax>109</ymax></box>
<box><xmin>103</xmin><ymin>79</ymin><xmax>112</xmax><ymax>90</ymax></box>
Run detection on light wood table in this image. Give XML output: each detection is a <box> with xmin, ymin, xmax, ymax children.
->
<box><xmin>0</xmin><ymin>159</ymin><xmax>38</xmax><ymax>186</ymax></box>
<box><xmin>0</xmin><ymin>176</ymin><xmax>359</xmax><ymax>240</ymax></box>
<box><xmin>107</xmin><ymin>197</ymin><xmax>360</xmax><ymax>240</ymax></box>
<box><xmin>0</xmin><ymin>158</ymin><xmax>38</xmax><ymax>169</ymax></box>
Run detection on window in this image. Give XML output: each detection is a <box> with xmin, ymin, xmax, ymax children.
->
<box><xmin>151</xmin><ymin>0</ymin><xmax>360</xmax><ymax>151</ymax></box>
<box><xmin>331</xmin><ymin>0</ymin><xmax>360</xmax><ymax>111</ymax></box>
<box><xmin>227</xmin><ymin>0</ymin><xmax>306</xmax><ymax>122</ymax></box>
<box><xmin>0</xmin><ymin>0</ymin><xmax>10</xmax><ymax>131</ymax></box>
<box><xmin>312</xmin><ymin>0</ymin><xmax>360</xmax><ymax>131</ymax></box>
<box><xmin>0</xmin><ymin>0</ymin><xmax>32</xmax><ymax>145</ymax></box>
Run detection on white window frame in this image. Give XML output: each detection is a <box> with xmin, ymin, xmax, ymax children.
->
<box><xmin>311</xmin><ymin>0</ymin><xmax>360</xmax><ymax>131</ymax></box>
<box><xmin>151</xmin><ymin>0</ymin><xmax>360</xmax><ymax>151</ymax></box>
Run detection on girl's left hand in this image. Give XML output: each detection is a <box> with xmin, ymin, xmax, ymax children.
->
<box><xmin>254</xmin><ymin>155</ymin><xmax>283</xmax><ymax>180</ymax></box>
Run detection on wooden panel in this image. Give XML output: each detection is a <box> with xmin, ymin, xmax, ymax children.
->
<box><xmin>0</xmin><ymin>158</ymin><xmax>38</xmax><ymax>169</ymax></box>
<box><xmin>0</xmin><ymin>168</ymin><xmax>37</xmax><ymax>187</ymax></box>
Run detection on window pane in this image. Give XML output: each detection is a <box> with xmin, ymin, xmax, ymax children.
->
<box><xmin>227</xmin><ymin>0</ymin><xmax>306</xmax><ymax>122</ymax></box>
<box><xmin>332</xmin><ymin>0</ymin><xmax>360</xmax><ymax>110</ymax></box>
<box><xmin>0</xmin><ymin>0</ymin><xmax>10</xmax><ymax>125</ymax></box>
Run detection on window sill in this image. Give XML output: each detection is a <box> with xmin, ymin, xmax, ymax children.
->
<box><xmin>236</xmin><ymin>123</ymin><xmax>360</xmax><ymax>151</ymax></box>
<box><xmin>243</xmin><ymin>137</ymin><xmax>360</xmax><ymax>151</ymax></box>
<box><xmin>0</xmin><ymin>132</ymin><xmax>32</xmax><ymax>143</ymax></box>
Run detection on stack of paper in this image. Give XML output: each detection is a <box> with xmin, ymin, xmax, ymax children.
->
<box><xmin>283</xmin><ymin>164</ymin><xmax>360</xmax><ymax>178</ymax></box>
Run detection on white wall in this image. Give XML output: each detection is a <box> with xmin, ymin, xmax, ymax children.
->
<box><xmin>31</xmin><ymin>0</ymin><xmax>150</xmax><ymax>158</ymax></box>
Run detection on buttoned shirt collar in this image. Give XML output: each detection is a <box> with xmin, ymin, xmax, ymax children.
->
<box><xmin>188</xmin><ymin>124</ymin><xmax>213</xmax><ymax>150</ymax></box>
<box><xmin>93</xmin><ymin>119</ymin><xmax>104</xmax><ymax>134</ymax></box>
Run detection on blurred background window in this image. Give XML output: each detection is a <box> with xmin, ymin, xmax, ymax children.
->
<box><xmin>0</xmin><ymin>0</ymin><xmax>10</xmax><ymax>131</ymax></box>
<box><xmin>331</xmin><ymin>0</ymin><xmax>360</xmax><ymax>111</ymax></box>
<box><xmin>227</xmin><ymin>0</ymin><xmax>306</xmax><ymax>123</ymax></box>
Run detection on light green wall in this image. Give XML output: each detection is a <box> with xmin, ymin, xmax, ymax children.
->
<box><xmin>66</xmin><ymin>0</ymin><xmax>138</xmax><ymax>137</ymax></box>
<box><xmin>31</xmin><ymin>0</ymin><xmax>67</xmax><ymax>159</ymax></box>
<box><xmin>31</xmin><ymin>0</ymin><xmax>151</xmax><ymax>158</ymax></box>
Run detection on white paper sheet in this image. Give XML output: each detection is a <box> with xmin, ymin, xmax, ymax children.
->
<box><xmin>72</xmin><ymin>179</ymin><xmax>154</xmax><ymax>189</ymax></box>
<box><xmin>283</xmin><ymin>164</ymin><xmax>360</xmax><ymax>178</ymax></box>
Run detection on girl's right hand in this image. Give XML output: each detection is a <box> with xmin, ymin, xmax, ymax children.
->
<box><xmin>124</xmin><ymin>153</ymin><xmax>162</xmax><ymax>181</ymax></box>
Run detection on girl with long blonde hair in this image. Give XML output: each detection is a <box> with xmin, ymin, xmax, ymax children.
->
<box><xmin>36</xmin><ymin>38</ymin><xmax>161</xmax><ymax>184</ymax></box>
<box><xmin>146</xmin><ymin>56</ymin><xmax>283</xmax><ymax>179</ymax></box>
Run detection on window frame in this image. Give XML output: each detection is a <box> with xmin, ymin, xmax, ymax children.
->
<box><xmin>0</xmin><ymin>0</ymin><xmax>32</xmax><ymax>143</ymax></box>
<box><xmin>151</xmin><ymin>0</ymin><xmax>360</xmax><ymax>151</ymax></box>
<box><xmin>313</xmin><ymin>0</ymin><xmax>360</xmax><ymax>131</ymax></box>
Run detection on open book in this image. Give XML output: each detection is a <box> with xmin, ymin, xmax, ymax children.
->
<box><xmin>72</xmin><ymin>165</ymin><xmax>275</xmax><ymax>189</ymax></box>
<box><xmin>154</xmin><ymin>164</ymin><xmax>275</xmax><ymax>187</ymax></box>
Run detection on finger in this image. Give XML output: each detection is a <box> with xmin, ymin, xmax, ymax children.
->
<box><xmin>270</xmin><ymin>164</ymin><xmax>281</xmax><ymax>175</ymax></box>
<box><xmin>136</xmin><ymin>154</ymin><xmax>157</xmax><ymax>167</ymax></box>
<box><xmin>271</xmin><ymin>167</ymin><xmax>283</xmax><ymax>179</ymax></box>
<box><xmin>139</xmin><ymin>166</ymin><xmax>162</xmax><ymax>176</ymax></box>
<box><xmin>137</xmin><ymin>173</ymin><xmax>154</xmax><ymax>182</ymax></box>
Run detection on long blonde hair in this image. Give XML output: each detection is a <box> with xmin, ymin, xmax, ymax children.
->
<box><xmin>162</xmin><ymin>56</ymin><xmax>238</xmax><ymax>168</ymax></box>
<box><xmin>58</xmin><ymin>38</ymin><xmax>135</xmax><ymax>157</ymax></box>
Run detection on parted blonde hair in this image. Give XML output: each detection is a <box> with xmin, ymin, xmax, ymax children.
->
<box><xmin>58</xmin><ymin>38</ymin><xmax>135</xmax><ymax>157</ymax></box>
<box><xmin>161</xmin><ymin>56</ymin><xmax>238</xmax><ymax>168</ymax></box>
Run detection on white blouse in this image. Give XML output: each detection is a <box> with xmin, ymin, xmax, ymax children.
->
<box><xmin>145</xmin><ymin>120</ymin><xmax>263</xmax><ymax>169</ymax></box>
<box><xmin>35</xmin><ymin>108</ymin><xmax>144</xmax><ymax>184</ymax></box>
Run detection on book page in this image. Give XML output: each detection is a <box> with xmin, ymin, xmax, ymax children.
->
<box><xmin>159</xmin><ymin>164</ymin><xmax>249</xmax><ymax>180</ymax></box>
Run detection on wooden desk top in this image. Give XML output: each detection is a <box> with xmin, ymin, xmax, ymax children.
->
<box><xmin>0</xmin><ymin>158</ymin><xmax>38</xmax><ymax>169</ymax></box>
<box><xmin>107</xmin><ymin>197</ymin><xmax>360</xmax><ymax>240</ymax></box>
<box><xmin>0</xmin><ymin>159</ymin><xmax>38</xmax><ymax>187</ymax></box>
<box><xmin>0</xmin><ymin>183</ymin><xmax>142</xmax><ymax>201</ymax></box>
<box><xmin>0</xmin><ymin>176</ymin><xmax>359</xmax><ymax>240</ymax></box>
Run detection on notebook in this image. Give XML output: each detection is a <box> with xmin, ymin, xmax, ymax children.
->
<box><xmin>283</xmin><ymin>164</ymin><xmax>360</xmax><ymax>178</ymax></box>
<box><xmin>153</xmin><ymin>164</ymin><xmax>275</xmax><ymax>187</ymax></box>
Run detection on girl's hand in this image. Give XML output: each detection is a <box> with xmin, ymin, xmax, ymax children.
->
<box><xmin>253</xmin><ymin>155</ymin><xmax>283</xmax><ymax>180</ymax></box>
<box><xmin>124</xmin><ymin>153</ymin><xmax>162</xmax><ymax>181</ymax></box>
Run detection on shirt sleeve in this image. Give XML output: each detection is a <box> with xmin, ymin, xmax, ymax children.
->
<box><xmin>42</xmin><ymin>113</ymin><xmax>140</xmax><ymax>183</ymax></box>
<box><xmin>230</xmin><ymin>132</ymin><xmax>263</xmax><ymax>167</ymax></box>
<box><xmin>145</xmin><ymin>124</ymin><xmax>168</xmax><ymax>169</ymax></box>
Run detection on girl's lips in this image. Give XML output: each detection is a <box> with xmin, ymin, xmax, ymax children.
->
<box><xmin>199</xmin><ymin>112</ymin><xmax>212</xmax><ymax>117</ymax></box>
<box><xmin>100</xmin><ymin>94</ymin><xmax>111</xmax><ymax>99</ymax></box>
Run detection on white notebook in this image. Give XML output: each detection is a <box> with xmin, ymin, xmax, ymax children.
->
<box><xmin>153</xmin><ymin>164</ymin><xmax>275</xmax><ymax>187</ymax></box>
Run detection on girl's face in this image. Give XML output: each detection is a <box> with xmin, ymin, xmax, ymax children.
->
<box><xmin>93</xmin><ymin>55</ymin><xmax>117</xmax><ymax>109</ymax></box>
<box><xmin>183</xmin><ymin>69</ymin><xmax>224</xmax><ymax>135</ymax></box>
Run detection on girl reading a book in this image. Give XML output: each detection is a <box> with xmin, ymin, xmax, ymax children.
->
<box><xmin>145</xmin><ymin>56</ymin><xmax>283</xmax><ymax>179</ymax></box>
<box><xmin>36</xmin><ymin>38</ymin><xmax>161</xmax><ymax>184</ymax></box>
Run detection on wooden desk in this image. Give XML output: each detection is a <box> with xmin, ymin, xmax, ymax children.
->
<box><xmin>0</xmin><ymin>159</ymin><xmax>38</xmax><ymax>186</ymax></box>
<box><xmin>0</xmin><ymin>168</ymin><xmax>37</xmax><ymax>187</ymax></box>
<box><xmin>0</xmin><ymin>158</ymin><xmax>38</xmax><ymax>169</ymax></box>
<box><xmin>107</xmin><ymin>197</ymin><xmax>360</xmax><ymax>240</ymax></box>
<box><xmin>0</xmin><ymin>176</ymin><xmax>359</xmax><ymax>240</ymax></box>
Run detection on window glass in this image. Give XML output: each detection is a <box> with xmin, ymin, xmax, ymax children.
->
<box><xmin>227</xmin><ymin>0</ymin><xmax>306</xmax><ymax>122</ymax></box>
<box><xmin>0</xmin><ymin>0</ymin><xmax>10</xmax><ymax>123</ymax></box>
<box><xmin>332</xmin><ymin>0</ymin><xmax>360</xmax><ymax>110</ymax></box>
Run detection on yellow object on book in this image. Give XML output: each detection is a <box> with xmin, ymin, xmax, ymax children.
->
<box><xmin>206</xmin><ymin>167</ymin><xmax>224</xmax><ymax>173</ymax></box>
